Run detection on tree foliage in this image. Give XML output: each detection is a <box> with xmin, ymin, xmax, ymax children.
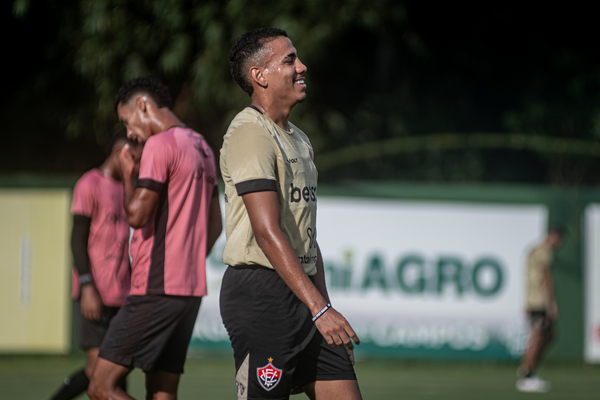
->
<box><xmin>8</xmin><ymin>1</ymin><xmax>600</xmax><ymax>184</ymax></box>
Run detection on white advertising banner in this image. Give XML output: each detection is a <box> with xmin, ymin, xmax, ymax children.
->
<box><xmin>192</xmin><ymin>196</ymin><xmax>547</xmax><ymax>359</ymax></box>
<box><xmin>584</xmin><ymin>204</ymin><xmax>600</xmax><ymax>363</ymax></box>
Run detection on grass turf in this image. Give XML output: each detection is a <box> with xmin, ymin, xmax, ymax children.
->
<box><xmin>1</xmin><ymin>355</ymin><xmax>598</xmax><ymax>399</ymax></box>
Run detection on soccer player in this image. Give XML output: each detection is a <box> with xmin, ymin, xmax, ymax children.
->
<box><xmin>87</xmin><ymin>77</ymin><xmax>222</xmax><ymax>400</ymax></box>
<box><xmin>516</xmin><ymin>226</ymin><xmax>564</xmax><ymax>393</ymax></box>
<box><xmin>49</xmin><ymin>129</ymin><xmax>142</xmax><ymax>400</ymax></box>
<box><xmin>220</xmin><ymin>28</ymin><xmax>362</xmax><ymax>400</ymax></box>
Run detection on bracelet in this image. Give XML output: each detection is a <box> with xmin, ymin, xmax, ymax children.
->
<box><xmin>312</xmin><ymin>303</ymin><xmax>331</xmax><ymax>322</ymax></box>
<box><xmin>79</xmin><ymin>273</ymin><xmax>93</xmax><ymax>287</ymax></box>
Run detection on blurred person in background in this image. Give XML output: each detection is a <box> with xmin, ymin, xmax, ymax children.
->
<box><xmin>220</xmin><ymin>28</ymin><xmax>362</xmax><ymax>400</ymax></box>
<box><xmin>88</xmin><ymin>76</ymin><xmax>222</xmax><ymax>400</ymax></box>
<box><xmin>49</xmin><ymin>129</ymin><xmax>143</xmax><ymax>400</ymax></box>
<box><xmin>516</xmin><ymin>226</ymin><xmax>565</xmax><ymax>393</ymax></box>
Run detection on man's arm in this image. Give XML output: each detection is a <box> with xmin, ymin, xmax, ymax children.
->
<box><xmin>242</xmin><ymin>190</ymin><xmax>360</xmax><ymax>349</ymax></box>
<box><xmin>120</xmin><ymin>145</ymin><xmax>159</xmax><ymax>229</ymax></box>
<box><xmin>206</xmin><ymin>191</ymin><xmax>222</xmax><ymax>254</ymax></box>
<box><xmin>313</xmin><ymin>243</ymin><xmax>330</xmax><ymax>303</ymax></box>
<box><xmin>71</xmin><ymin>215</ymin><xmax>102</xmax><ymax>321</ymax></box>
<box><xmin>542</xmin><ymin>266</ymin><xmax>558</xmax><ymax>320</ymax></box>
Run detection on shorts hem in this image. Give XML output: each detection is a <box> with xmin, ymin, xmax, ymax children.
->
<box><xmin>99</xmin><ymin>350</ymin><xmax>154</xmax><ymax>373</ymax></box>
<box><xmin>248</xmin><ymin>397</ymin><xmax>288</xmax><ymax>400</ymax></box>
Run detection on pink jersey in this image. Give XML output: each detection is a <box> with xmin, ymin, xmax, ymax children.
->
<box><xmin>71</xmin><ymin>169</ymin><xmax>131</xmax><ymax>306</ymax></box>
<box><xmin>130</xmin><ymin>127</ymin><xmax>218</xmax><ymax>296</ymax></box>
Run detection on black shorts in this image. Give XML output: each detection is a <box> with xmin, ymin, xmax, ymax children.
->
<box><xmin>98</xmin><ymin>294</ymin><xmax>202</xmax><ymax>374</ymax></box>
<box><xmin>220</xmin><ymin>266</ymin><xmax>356</xmax><ymax>400</ymax></box>
<box><xmin>74</xmin><ymin>301</ymin><xmax>120</xmax><ymax>349</ymax></box>
<box><xmin>530</xmin><ymin>310</ymin><xmax>553</xmax><ymax>333</ymax></box>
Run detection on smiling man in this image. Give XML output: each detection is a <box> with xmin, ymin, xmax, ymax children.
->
<box><xmin>88</xmin><ymin>77</ymin><xmax>222</xmax><ymax>400</ymax></box>
<box><xmin>220</xmin><ymin>28</ymin><xmax>362</xmax><ymax>400</ymax></box>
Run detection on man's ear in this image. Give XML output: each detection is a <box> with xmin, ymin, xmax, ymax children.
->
<box><xmin>250</xmin><ymin>66</ymin><xmax>268</xmax><ymax>89</ymax></box>
<box><xmin>135</xmin><ymin>96</ymin><xmax>148</xmax><ymax>112</ymax></box>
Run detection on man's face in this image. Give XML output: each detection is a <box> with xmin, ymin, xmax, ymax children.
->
<box><xmin>262</xmin><ymin>37</ymin><xmax>307</xmax><ymax>105</ymax></box>
<box><xmin>117</xmin><ymin>98</ymin><xmax>151</xmax><ymax>144</ymax></box>
<box><xmin>548</xmin><ymin>232</ymin><xmax>564</xmax><ymax>248</ymax></box>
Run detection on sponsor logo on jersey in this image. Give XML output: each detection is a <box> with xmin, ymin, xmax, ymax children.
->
<box><xmin>256</xmin><ymin>358</ymin><xmax>282</xmax><ymax>391</ymax></box>
<box><xmin>287</xmin><ymin>158</ymin><xmax>298</xmax><ymax>163</ymax></box>
<box><xmin>290</xmin><ymin>183</ymin><xmax>317</xmax><ymax>203</ymax></box>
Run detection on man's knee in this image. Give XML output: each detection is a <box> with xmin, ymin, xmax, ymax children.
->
<box><xmin>87</xmin><ymin>378</ymin><xmax>104</xmax><ymax>400</ymax></box>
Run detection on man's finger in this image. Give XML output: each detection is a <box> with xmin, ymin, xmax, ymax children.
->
<box><xmin>344</xmin><ymin>325</ymin><xmax>360</xmax><ymax>346</ymax></box>
<box><xmin>346</xmin><ymin>347</ymin><xmax>355</xmax><ymax>366</ymax></box>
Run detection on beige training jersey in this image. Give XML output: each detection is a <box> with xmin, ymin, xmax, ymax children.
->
<box><xmin>220</xmin><ymin>107</ymin><xmax>318</xmax><ymax>275</ymax></box>
<box><xmin>525</xmin><ymin>243</ymin><xmax>553</xmax><ymax>310</ymax></box>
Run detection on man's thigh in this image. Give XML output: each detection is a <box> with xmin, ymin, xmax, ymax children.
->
<box><xmin>303</xmin><ymin>380</ymin><xmax>362</xmax><ymax>400</ymax></box>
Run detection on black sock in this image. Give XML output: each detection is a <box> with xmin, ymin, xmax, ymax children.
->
<box><xmin>49</xmin><ymin>369</ymin><xmax>90</xmax><ymax>400</ymax></box>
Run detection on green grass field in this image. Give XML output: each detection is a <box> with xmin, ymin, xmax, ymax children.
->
<box><xmin>1</xmin><ymin>355</ymin><xmax>598</xmax><ymax>399</ymax></box>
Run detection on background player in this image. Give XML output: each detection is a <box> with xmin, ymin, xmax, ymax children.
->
<box><xmin>49</xmin><ymin>129</ymin><xmax>143</xmax><ymax>400</ymax></box>
<box><xmin>517</xmin><ymin>226</ymin><xmax>565</xmax><ymax>392</ymax></box>
<box><xmin>220</xmin><ymin>28</ymin><xmax>362</xmax><ymax>400</ymax></box>
<box><xmin>88</xmin><ymin>77</ymin><xmax>222</xmax><ymax>400</ymax></box>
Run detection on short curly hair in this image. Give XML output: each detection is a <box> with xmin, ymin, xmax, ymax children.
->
<box><xmin>113</xmin><ymin>76</ymin><xmax>173</xmax><ymax>111</ymax></box>
<box><xmin>230</xmin><ymin>28</ymin><xmax>288</xmax><ymax>97</ymax></box>
<box><xmin>106</xmin><ymin>127</ymin><xmax>137</xmax><ymax>155</ymax></box>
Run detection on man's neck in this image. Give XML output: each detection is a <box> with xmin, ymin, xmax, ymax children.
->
<box><xmin>150</xmin><ymin>109</ymin><xmax>186</xmax><ymax>136</ymax></box>
<box><xmin>251</xmin><ymin>98</ymin><xmax>293</xmax><ymax>131</ymax></box>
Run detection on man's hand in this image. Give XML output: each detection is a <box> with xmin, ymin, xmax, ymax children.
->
<box><xmin>314</xmin><ymin>307</ymin><xmax>360</xmax><ymax>358</ymax></box>
<box><xmin>119</xmin><ymin>144</ymin><xmax>136</xmax><ymax>181</ymax></box>
<box><xmin>80</xmin><ymin>284</ymin><xmax>103</xmax><ymax>322</ymax></box>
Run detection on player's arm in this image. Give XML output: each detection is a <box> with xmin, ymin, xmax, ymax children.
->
<box><xmin>119</xmin><ymin>144</ymin><xmax>159</xmax><ymax>229</ymax></box>
<box><xmin>242</xmin><ymin>190</ymin><xmax>360</xmax><ymax>350</ymax></box>
<box><xmin>313</xmin><ymin>243</ymin><xmax>330</xmax><ymax>303</ymax></box>
<box><xmin>206</xmin><ymin>188</ymin><xmax>223</xmax><ymax>254</ymax></box>
<box><xmin>71</xmin><ymin>215</ymin><xmax>102</xmax><ymax>321</ymax></box>
<box><xmin>541</xmin><ymin>265</ymin><xmax>558</xmax><ymax>320</ymax></box>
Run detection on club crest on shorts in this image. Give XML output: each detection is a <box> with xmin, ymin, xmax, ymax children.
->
<box><xmin>256</xmin><ymin>357</ymin><xmax>282</xmax><ymax>391</ymax></box>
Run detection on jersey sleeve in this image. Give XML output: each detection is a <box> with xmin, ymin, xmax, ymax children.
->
<box><xmin>137</xmin><ymin>135</ymin><xmax>170</xmax><ymax>192</ymax></box>
<box><xmin>71</xmin><ymin>174</ymin><xmax>96</xmax><ymax>217</ymax></box>
<box><xmin>226</xmin><ymin>122</ymin><xmax>277</xmax><ymax>195</ymax></box>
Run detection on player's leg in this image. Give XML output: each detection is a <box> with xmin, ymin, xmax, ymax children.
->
<box><xmin>49</xmin><ymin>302</ymin><xmax>109</xmax><ymax>400</ymax></box>
<box><xmin>85</xmin><ymin>347</ymin><xmax>127</xmax><ymax>392</ymax></box>
<box><xmin>517</xmin><ymin>313</ymin><xmax>551</xmax><ymax>392</ymax></box>
<box><xmin>145</xmin><ymin>370</ymin><xmax>181</xmax><ymax>400</ymax></box>
<box><xmin>521</xmin><ymin>327</ymin><xmax>543</xmax><ymax>374</ymax></box>
<box><xmin>88</xmin><ymin>357</ymin><xmax>133</xmax><ymax>400</ymax></box>
<box><xmin>303</xmin><ymin>380</ymin><xmax>362</xmax><ymax>400</ymax></box>
<box><xmin>535</xmin><ymin>324</ymin><xmax>555</xmax><ymax>365</ymax></box>
<box><xmin>49</xmin><ymin>367</ymin><xmax>90</xmax><ymax>400</ymax></box>
<box><xmin>143</xmin><ymin>296</ymin><xmax>201</xmax><ymax>399</ymax></box>
<box><xmin>296</xmin><ymin>330</ymin><xmax>361</xmax><ymax>400</ymax></box>
<box><xmin>84</xmin><ymin>347</ymin><xmax>100</xmax><ymax>377</ymax></box>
